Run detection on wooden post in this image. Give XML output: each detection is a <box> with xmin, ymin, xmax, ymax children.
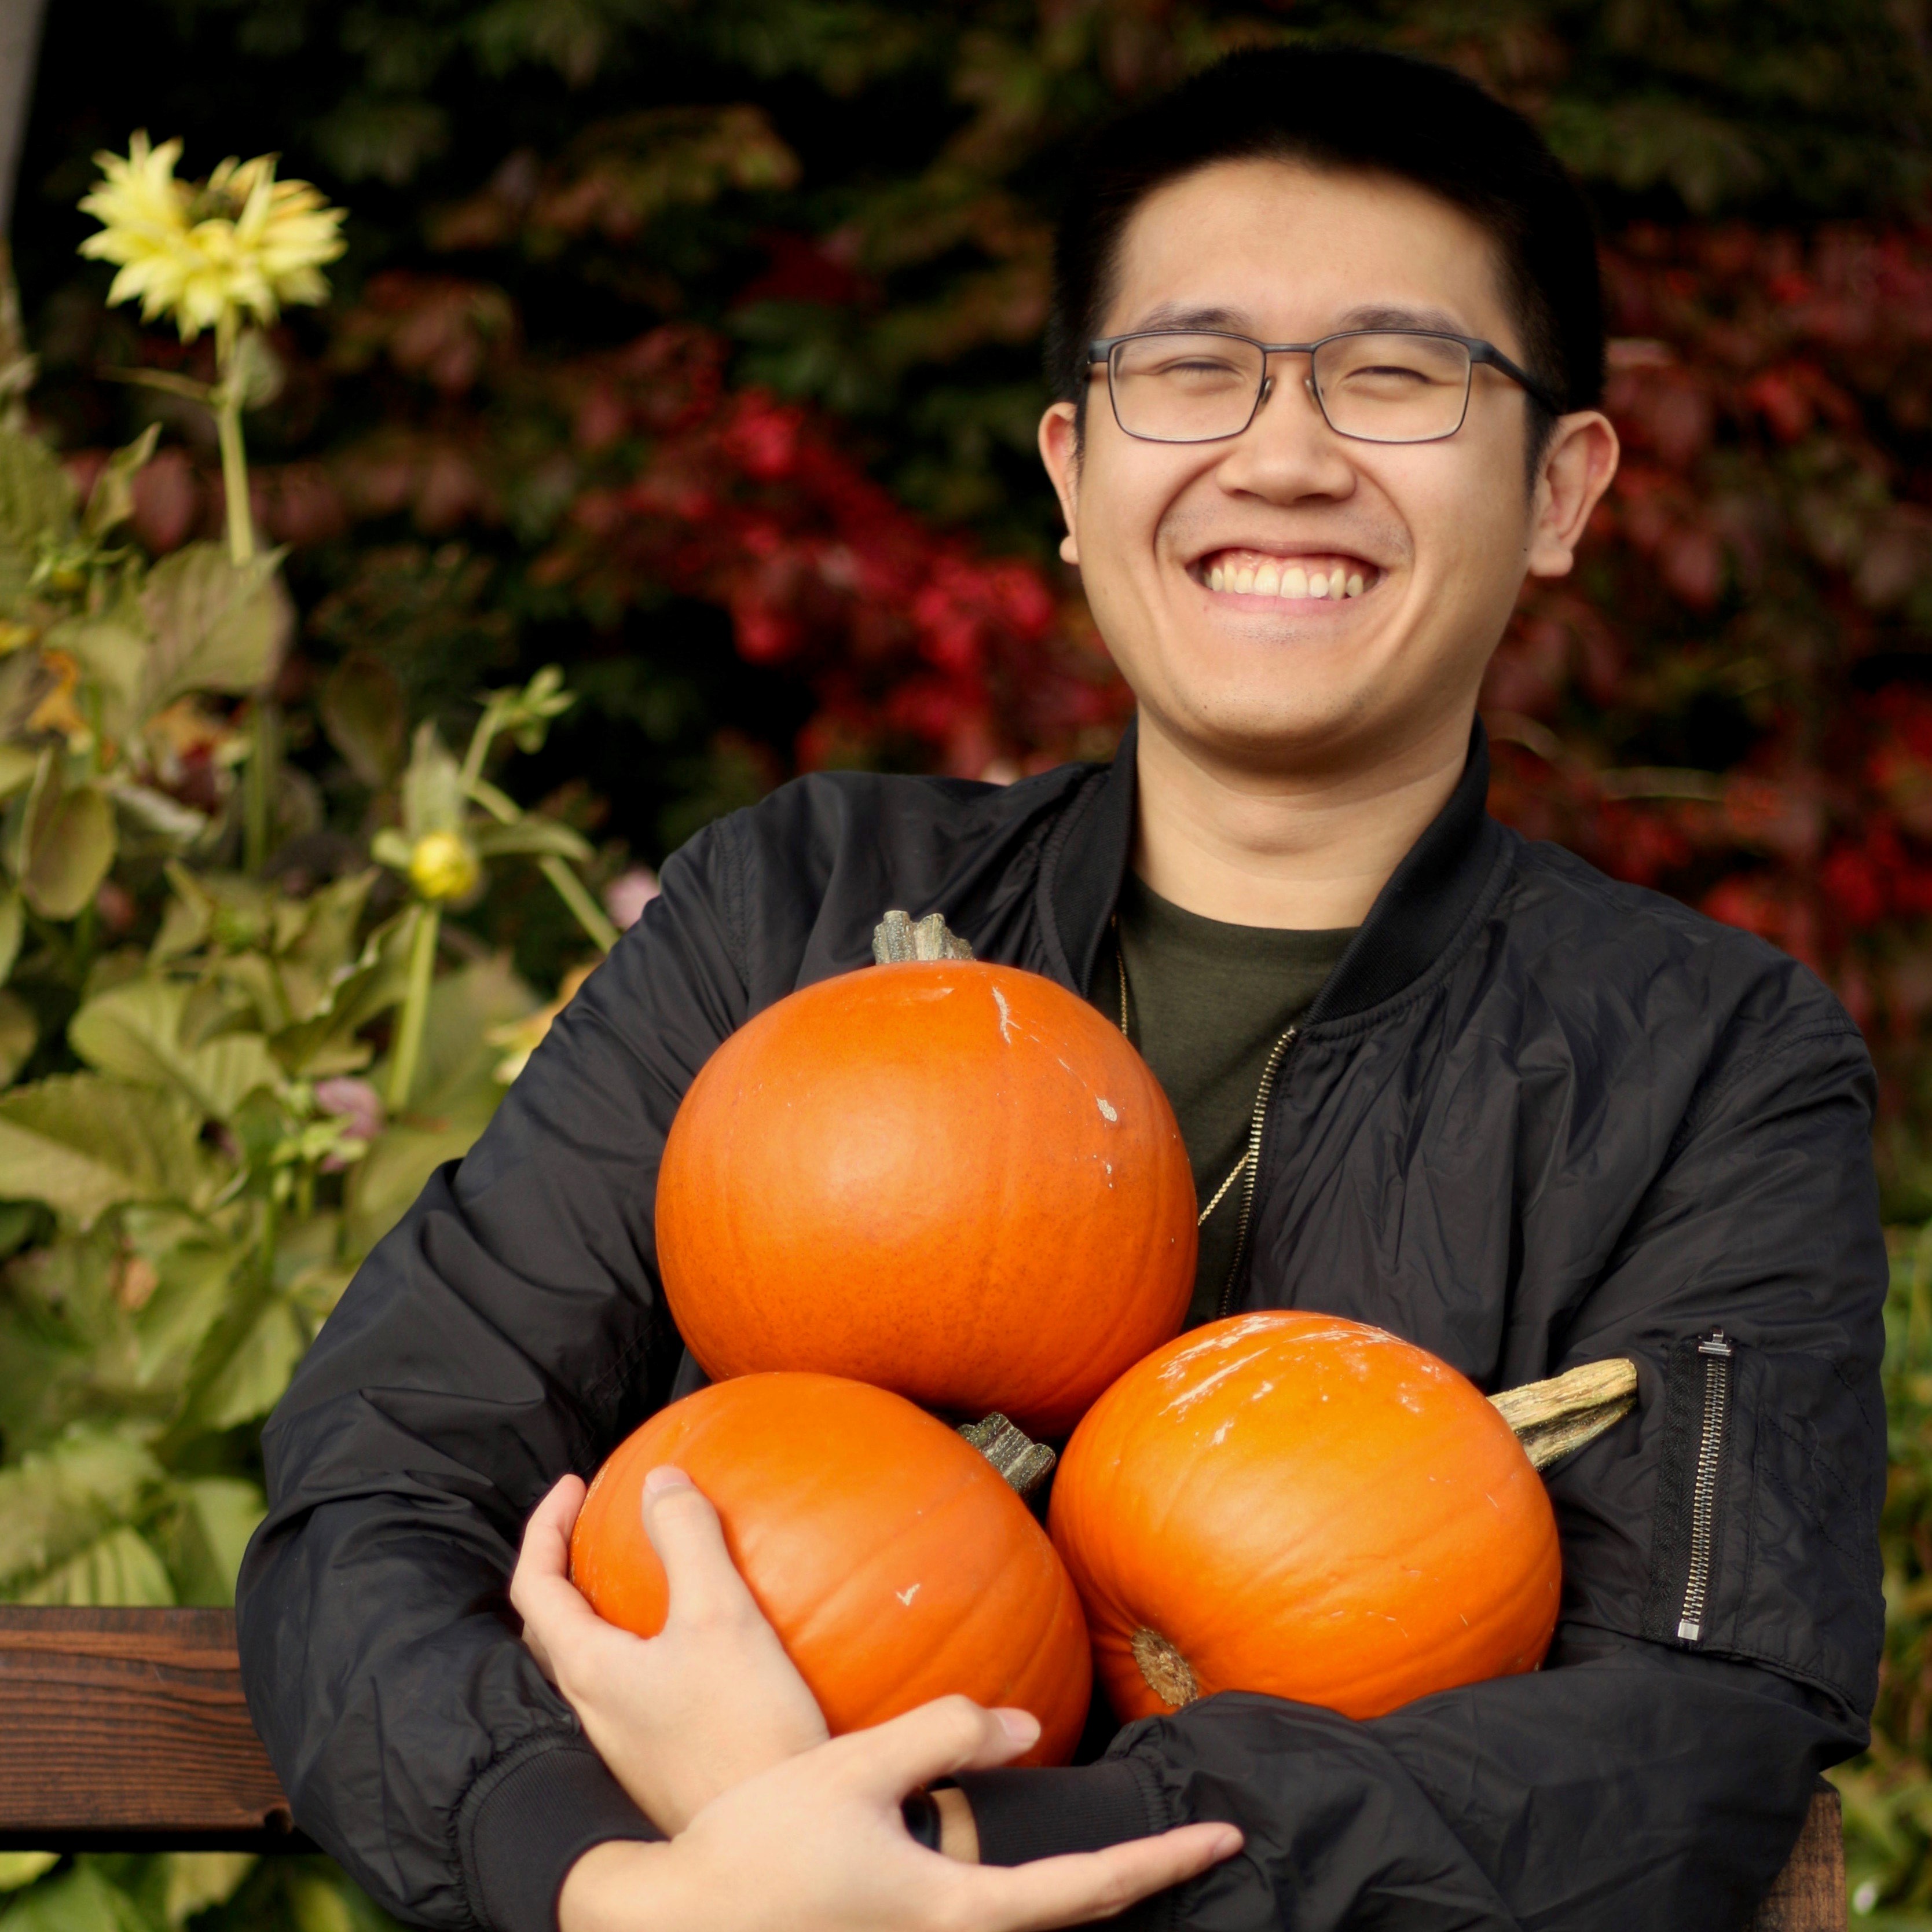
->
<box><xmin>1746</xmin><ymin>1786</ymin><xmax>1845</xmax><ymax>1932</ymax></box>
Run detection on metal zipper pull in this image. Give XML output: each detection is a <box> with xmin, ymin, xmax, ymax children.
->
<box><xmin>1216</xmin><ymin>1024</ymin><xmax>1299</xmax><ymax>1319</ymax></box>
<box><xmin>1676</xmin><ymin>1329</ymin><xmax>1733</xmax><ymax>1644</ymax></box>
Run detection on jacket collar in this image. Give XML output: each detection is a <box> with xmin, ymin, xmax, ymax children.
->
<box><xmin>1038</xmin><ymin>714</ymin><xmax>1505</xmax><ymax>1024</ymax></box>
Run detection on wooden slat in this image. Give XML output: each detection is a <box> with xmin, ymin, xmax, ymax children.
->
<box><xmin>0</xmin><ymin>1606</ymin><xmax>307</xmax><ymax>1852</ymax></box>
<box><xmin>0</xmin><ymin>1605</ymin><xmax>1856</xmax><ymax>1929</ymax></box>
<box><xmin>1746</xmin><ymin>1787</ymin><xmax>1846</xmax><ymax>1932</ymax></box>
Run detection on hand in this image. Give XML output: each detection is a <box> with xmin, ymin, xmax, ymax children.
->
<box><xmin>511</xmin><ymin>1466</ymin><xmax>829</xmax><ymax>1833</ymax></box>
<box><xmin>558</xmin><ymin>1696</ymin><xmax>1242</xmax><ymax>1932</ymax></box>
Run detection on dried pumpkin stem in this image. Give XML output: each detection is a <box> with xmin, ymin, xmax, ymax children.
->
<box><xmin>1490</xmin><ymin>1358</ymin><xmax>1638</xmax><ymax>1471</ymax></box>
<box><xmin>960</xmin><ymin>1413</ymin><xmax>1055</xmax><ymax>1499</ymax></box>
<box><xmin>874</xmin><ymin>909</ymin><xmax>974</xmax><ymax>963</ymax></box>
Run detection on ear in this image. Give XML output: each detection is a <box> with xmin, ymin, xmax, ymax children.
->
<box><xmin>1038</xmin><ymin>402</ymin><xmax>1082</xmax><ymax>566</ymax></box>
<box><xmin>1525</xmin><ymin>411</ymin><xmax>1620</xmax><ymax>579</ymax></box>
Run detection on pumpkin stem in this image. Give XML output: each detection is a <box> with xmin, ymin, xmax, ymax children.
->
<box><xmin>874</xmin><ymin>910</ymin><xmax>975</xmax><ymax>963</ymax></box>
<box><xmin>1490</xmin><ymin>1358</ymin><xmax>1638</xmax><ymax>1471</ymax></box>
<box><xmin>960</xmin><ymin>1413</ymin><xmax>1055</xmax><ymax>1498</ymax></box>
<box><xmin>1131</xmin><ymin>1627</ymin><xmax>1199</xmax><ymax>1708</ymax></box>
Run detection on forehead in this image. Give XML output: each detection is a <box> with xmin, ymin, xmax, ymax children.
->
<box><xmin>1101</xmin><ymin>157</ymin><xmax>1520</xmax><ymax>355</ymax></box>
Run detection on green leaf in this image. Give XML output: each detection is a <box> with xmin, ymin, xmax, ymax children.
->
<box><xmin>0</xmin><ymin>988</ymin><xmax>36</xmax><ymax>1086</ymax></box>
<box><xmin>0</xmin><ymin>889</ymin><xmax>21</xmax><ymax>985</ymax></box>
<box><xmin>320</xmin><ymin>654</ymin><xmax>406</xmax><ymax>786</ymax></box>
<box><xmin>137</xmin><ymin>544</ymin><xmax>293</xmax><ymax>716</ymax></box>
<box><xmin>399</xmin><ymin>721</ymin><xmax>465</xmax><ymax>838</ymax></box>
<box><xmin>472</xmin><ymin>817</ymin><xmax>592</xmax><ymax>862</ymax></box>
<box><xmin>0</xmin><ymin>743</ymin><xmax>37</xmax><ymax>801</ymax></box>
<box><xmin>160</xmin><ymin>1852</ymin><xmax>255</xmax><ymax>1929</ymax></box>
<box><xmin>0</xmin><ymin>1861</ymin><xmax>154</xmax><ymax>1931</ymax></box>
<box><xmin>350</xmin><ymin>955</ymin><xmax>533</xmax><ymax>1253</ymax></box>
<box><xmin>0</xmin><ymin>1424</ymin><xmax>165</xmax><ymax>1600</ymax></box>
<box><xmin>0</xmin><ymin>430</ymin><xmax>76</xmax><ymax>613</ymax></box>
<box><xmin>69</xmin><ymin>977</ymin><xmax>280</xmax><ymax>1121</ymax></box>
<box><xmin>0</xmin><ymin>1854</ymin><xmax>58</xmax><ymax>1894</ymax></box>
<box><xmin>184</xmin><ymin>1296</ymin><xmax>308</xmax><ymax>1434</ymax></box>
<box><xmin>160</xmin><ymin>1476</ymin><xmax>266</xmax><ymax>1606</ymax></box>
<box><xmin>82</xmin><ymin>424</ymin><xmax>161</xmax><ymax>544</ymax></box>
<box><xmin>15</xmin><ymin>1523</ymin><xmax>175</xmax><ymax>1606</ymax></box>
<box><xmin>52</xmin><ymin>614</ymin><xmax>149</xmax><ymax>747</ymax></box>
<box><xmin>19</xmin><ymin>778</ymin><xmax>115</xmax><ymax>921</ymax></box>
<box><xmin>0</xmin><ymin>1075</ymin><xmax>212</xmax><ymax>1226</ymax></box>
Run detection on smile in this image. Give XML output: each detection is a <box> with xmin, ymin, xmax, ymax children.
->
<box><xmin>1194</xmin><ymin>549</ymin><xmax>1377</xmax><ymax>601</ymax></box>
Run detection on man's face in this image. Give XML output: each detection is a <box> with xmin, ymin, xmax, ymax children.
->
<box><xmin>1040</xmin><ymin>159</ymin><xmax>1605</xmax><ymax>776</ymax></box>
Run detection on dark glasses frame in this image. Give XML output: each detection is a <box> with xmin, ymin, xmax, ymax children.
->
<box><xmin>1086</xmin><ymin>328</ymin><xmax>1566</xmax><ymax>444</ymax></box>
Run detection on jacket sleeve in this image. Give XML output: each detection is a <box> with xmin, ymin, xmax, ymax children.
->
<box><xmin>960</xmin><ymin>1005</ymin><xmax>1887</xmax><ymax>1930</ymax></box>
<box><xmin>234</xmin><ymin>819</ymin><xmax>750</xmax><ymax>1932</ymax></box>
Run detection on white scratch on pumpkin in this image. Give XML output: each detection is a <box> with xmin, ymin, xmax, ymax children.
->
<box><xmin>1096</xmin><ymin>1096</ymin><xmax>1118</xmax><ymax>1121</ymax></box>
<box><xmin>896</xmin><ymin>1583</ymin><xmax>921</xmax><ymax>1607</ymax></box>
<box><xmin>991</xmin><ymin>986</ymin><xmax>1016</xmax><ymax>1041</ymax></box>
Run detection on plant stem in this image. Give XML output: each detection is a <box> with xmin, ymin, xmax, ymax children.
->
<box><xmin>215</xmin><ymin>386</ymin><xmax>255</xmax><ymax>567</ymax></box>
<box><xmin>387</xmin><ymin>904</ymin><xmax>441</xmax><ymax>1113</ymax></box>
<box><xmin>244</xmin><ymin>700</ymin><xmax>277</xmax><ymax>875</ymax></box>
<box><xmin>540</xmin><ymin>855</ymin><xmax>619</xmax><ymax>952</ymax></box>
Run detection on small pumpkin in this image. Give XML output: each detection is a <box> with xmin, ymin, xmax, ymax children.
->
<box><xmin>570</xmin><ymin>1372</ymin><xmax>1092</xmax><ymax>1765</ymax></box>
<box><xmin>1049</xmin><ymin>1313</ymin><xmax>1566</xmax><ymax>1722</ymax></box>
<box><xmin>655</xmin><ymin>954</ymin><xmax>1196</xmax><ymax>1438</ymax></box>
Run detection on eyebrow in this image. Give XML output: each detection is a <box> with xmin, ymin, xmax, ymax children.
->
<box><xmin>1109</xmin><ymin>300</ymin><xmax>1478</xmax><ymax>341</ymax></box>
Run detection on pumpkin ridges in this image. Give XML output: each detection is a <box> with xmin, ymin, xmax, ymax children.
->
<box><xmin>571</xmin><ymin>1372</ymin><xmax>1090</xmax><ymax>1764</ymax></box>
<box><xmin>1050</xmin><ymin>1313</ymin><xmax>1564</xmax><ymax>1722</ymax></box>
<box><xmin>658</xmin><ymin>962</ymin><xmax>1194</xmax><ymax>1435</ymax></box>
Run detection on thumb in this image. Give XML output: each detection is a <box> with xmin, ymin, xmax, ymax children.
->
<box><xmin>641</xmin><ymin>1467</ymin><xmax>769</xmax><ymax>1631</ymax></box>
<box><xmin>828</xmin><ymin>1696</ymin><xmax>1039</xmax><ymax>1806</ymax></box>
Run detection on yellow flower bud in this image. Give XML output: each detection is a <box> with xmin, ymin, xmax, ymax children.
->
<box><xmin>408</xmin><ymin>830</ymin><xmax>481</xmax><ymax>902</ymax></box>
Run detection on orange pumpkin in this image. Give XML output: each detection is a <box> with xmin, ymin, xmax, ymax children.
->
<box><xmin>1049</xmin><ymin>1312</ymin><xmax>1561</xmax><ymax>1723</ymax></box>
<box><xmin>570</xmin><ymin>1372</ymin><xmax>1093</xmax><ymax>1764</ymax></box>
<box><xmin>655</xmin><ymin>959</ymin><xmax>1196</xmax><ymax>1438</ymax></box>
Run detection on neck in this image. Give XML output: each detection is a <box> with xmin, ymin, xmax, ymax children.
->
<box><xmin>1131</xmin><ymin>707</ymin><xmax>1476</xmax><ymax>928</ymax></box>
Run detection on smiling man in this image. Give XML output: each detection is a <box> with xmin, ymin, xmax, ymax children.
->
<box><xmin>239</xmin><ymin>45</ymin><xmax>1886</xmax><ymax>1932</ymax></box>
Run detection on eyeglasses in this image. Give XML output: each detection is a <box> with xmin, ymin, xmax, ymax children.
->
<box><xmin>1087</xmin><ymin>329</ymin><xmax>1562</xmax><ymax>445</ymax></box>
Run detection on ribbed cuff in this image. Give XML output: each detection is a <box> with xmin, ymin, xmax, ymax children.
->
<box><xmin>952</xmin><ymin>1759</ymin><xmax>1162</xmax><ymax>1866</ymax></box>
<box><xmin>458</xmin><ymin>1737</ymin><xmax>663</xmax><ymax>1932</ymax></box>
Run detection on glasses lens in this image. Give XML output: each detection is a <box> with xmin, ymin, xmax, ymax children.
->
<box><xmin>1312</xmin><ymin>333</ymin><xmax>1472</xmax><ymax>442</ymax></box>
<box><xmin>1109</xmin><ymin>334</ymin><xmax>1266</xmax><ymax>442</ymax></box>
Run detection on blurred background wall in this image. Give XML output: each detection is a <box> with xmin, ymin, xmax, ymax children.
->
<box><xmin>6</xmin><ymin>3</ymin><xmax>1932</xmax><ymax>1926</ymax></box>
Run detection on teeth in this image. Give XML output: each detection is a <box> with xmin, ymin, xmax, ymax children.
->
<box><xmin>1205</xmin><ymin>558</ymin><xmax>1370</xmax><ymax>599</ymax></box>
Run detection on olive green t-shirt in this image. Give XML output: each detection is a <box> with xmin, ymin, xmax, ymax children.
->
<box><xmin>1088</xmin><ymin>874</ymin><xmax>1355</xmax><ymax>1326</ymax></box>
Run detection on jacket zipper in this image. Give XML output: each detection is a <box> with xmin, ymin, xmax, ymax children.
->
<box><xmin>1215</xmin><ymin>1025</ymin><xmax>1299</xmax><ymax>1319</ymax></box>
<box><xmin>1112</xmin><ymin>925</ymin><xmax>1300</xmax><ymax>1320</ymax></box>
<box><xmin>1676</xmin><ymin>1329</ymin><xmax>1733</xmax><ymax>1643</ymax></box>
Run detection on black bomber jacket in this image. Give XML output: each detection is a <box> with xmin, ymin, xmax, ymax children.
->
<box><xmin>237</xmin><ymin>720</ymin><xmax>1886</xmax><ymax>1932</ymax></box>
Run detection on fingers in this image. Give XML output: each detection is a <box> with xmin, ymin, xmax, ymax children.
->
<box><xmin>511</xmin><ymin>1475</ymin><xmax>595</xmax><ymax>1682</ymax></box>
<box><xmin>971</xmin><ymin>1823</ymin><xmax>1244</xmax><ymax>1931</ymax></box>
<box><xmin>830</xmin><ymin>1696</ymin><xmax>1040</xmax><ymax>1803</ymax></box>
<box><xmin>642</xmin><ymin>1467</ymin><xmax>769</xmax><ymax>1632</ymax></box>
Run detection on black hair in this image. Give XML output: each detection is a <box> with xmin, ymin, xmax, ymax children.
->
<box><xmin>1047</xmin><ymin>46</ymin><xmax>1604</xmax><ymax>464</ymax></box>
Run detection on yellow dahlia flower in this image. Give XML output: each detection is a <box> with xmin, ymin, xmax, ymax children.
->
<box><xmin>79</xmin><ymin>132</ymin><xmax>346</xmax><ymax>360</ymax></box>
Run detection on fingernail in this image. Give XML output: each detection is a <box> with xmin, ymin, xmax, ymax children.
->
<box><xmin>643</xmin><ymin>1466</ymin><xmax>692</xmax><ymax>1494</ymax></box>
<box><xmin>995</xmin><ymin>1708</ymin><xmax>1040</xmax><ymax>1746</ymax></box>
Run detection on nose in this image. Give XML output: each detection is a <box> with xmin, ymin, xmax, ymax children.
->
<box><xmin>1217</xmin><ymin>353</ymin><xmax>1354</xmax><ymax>499</ymax></box>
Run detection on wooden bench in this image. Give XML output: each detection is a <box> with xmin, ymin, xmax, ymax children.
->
<box><xmin>0</xmin><ymin>1607</ymin><xmax>1848</xmax><ymax>1926</ymax></box>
